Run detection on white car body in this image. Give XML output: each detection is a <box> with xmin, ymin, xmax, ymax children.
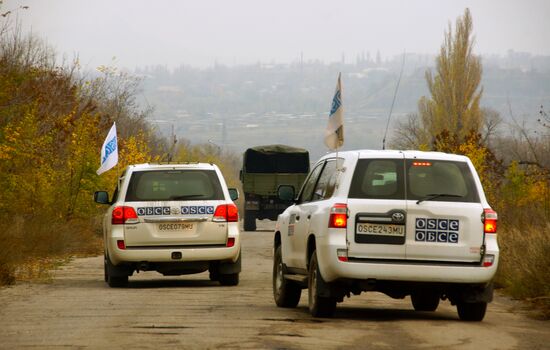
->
<box><xmin>96</xmin><ymin>163</ymin><xmax>241</xmax><ymax>287</ymax></box>
<box><xmin>273</xmin><ymin>150</ymin><xmax>498</xmax><ymax>320</ymax></box>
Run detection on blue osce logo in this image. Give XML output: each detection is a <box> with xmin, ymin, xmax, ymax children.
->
<box><xmin>415</xmin><ymin>218</ymin><xmax>459</xmax><ymax>243</ymax></box>
<box><xmin>102</xmin><ymin>136</ymin><xmax>117</xmax><ymax>163</ymax></box>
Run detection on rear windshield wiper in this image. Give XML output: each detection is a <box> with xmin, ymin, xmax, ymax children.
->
<box><xmin>170</xmin><ymin>194</ymin><xmax>205</xmax><ymax>200</ymax></box>
<box><xmin>416</xmin><ymin>193</ymin><xmax>463</xmax><ymax>204</ymax></box>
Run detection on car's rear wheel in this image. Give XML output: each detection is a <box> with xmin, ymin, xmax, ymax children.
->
<box><xmin>457</xmin><ymin>302</ymin><xmax>487</xmax><ymax>321</ymax></box>
<box><xmin>244</xmin><ymin>210</ymin><xmax>256</xmax><ymax>231</ymax></box>
<box><xmin>411</xmin><ymin>292</ymin><xmax>440</xmax><ymax>311</ymax></box>
<box><xmin>308</xmin><ymin>251</ymin><xmax>336</xmax><ymax>317</ymax></box>
<box><xmin>273</xmin><ymin>246</ymin><xmax>301</xmax><ymax>307</ymax></box>
<box><xmin>108</xmin><ymin>274</ymin><xmax>128</xmax><ymax>288</ymax></box>
<box><xmin>219</xmin><ymin>273</ymin><xmax>239</xmax><ymax>286</ymax></box>
<box><xmin>103</xmin><ymin>255</ymin><xmax>108</xmax><ymax>282</ymax></box>
<box><xmin>105</xmin><ymin>255</ymin><xmax>128</xmax><ymax>288</ymax></box>
<box><xmin>209</xmin><ymin>271</ymin><xmax>219</xmax><ymax>281</ymax></box>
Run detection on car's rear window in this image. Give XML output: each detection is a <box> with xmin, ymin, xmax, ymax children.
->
<box><xmin>125</xmin><ymin>170</ymin><xmax>224</xmax><ymax>202</ymax></box>
<box><xmin>348</xmin><ymin>159</ymin><xmax>479</xmax><ymax>203</ymax></box>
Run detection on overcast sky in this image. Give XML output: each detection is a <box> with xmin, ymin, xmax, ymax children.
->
<box><xmin>3</xmin><ymin>0</ymin><xmax>550</xmax><ymax>69</ymax></box>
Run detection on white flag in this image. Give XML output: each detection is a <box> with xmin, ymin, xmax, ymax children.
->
<box><xmin>96</xmin><ymin>122</ymin><xmax>118</xmax><ymax>175</ymax></box>
<box><xmin>324</xmin><ymin>73</ymin><xmax>344</xmax><ymax>150</ymax></box>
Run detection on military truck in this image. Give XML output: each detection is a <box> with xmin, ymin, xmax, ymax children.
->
<box><xmin>240</xmin><ymin>145</ymin><xmax>310</xmax><ymax>231</ymax></box>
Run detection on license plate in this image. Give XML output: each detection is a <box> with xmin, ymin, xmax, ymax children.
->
<box><xmin>158</xmin><ymin>223</ymin><xmax>194</xmax><ymax>231</ymax></box>
<box><xmin>356</xmin><ymin>223</ymin><xmax>405</xmax><ymax>236</ymax></box>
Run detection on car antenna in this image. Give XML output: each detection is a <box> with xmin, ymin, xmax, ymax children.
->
<box><xmin>382</xmin><ymin>51</ymin><xmax>406</xmax><ymax>150</ymax></box>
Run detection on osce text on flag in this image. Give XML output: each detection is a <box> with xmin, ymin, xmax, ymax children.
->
<box><xmin>324</xmin><ymin>73</ymin><xmax>344</xmax><ymax>150</ymax></box>
<box><xmin>96</xmin><ymin>122</ymin><xmax>118</xmax><ymax>175</ymax></box>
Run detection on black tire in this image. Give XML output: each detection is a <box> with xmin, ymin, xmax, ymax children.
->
<box><xmin>273</xmin><ymin>246</ymin><xmax>301</xmax><ymax>308</ymax></box>
<box><xmin>411</xmin><ymin>292</ymin><xmax>440</xmax><ymax>312</ymax></box>
<box><xmin>108</xmin><ymin>274</ymin><xmax>128</xmax><ymax>288</ymax></box>
<box><xmin>308</xmin><ymin>251</ymin><xmax>336</xmax><ymax>317</ymax></box>
<box><xmin>104</xmin><ymin>255</ymin><xmax>108</xmax><ymax>282</ymax></box>
<box><xmin>457</xmin><ymin>302</ymin><xmax>487</xmax><ymax>321</ymax></box>
<box><xmin>208</xmin><ymin>263</ymin><xmax>219</xmax><ymax>281</ymax></box>
<box><xmin>219</xmin><ymin>273</ymin><xmax>239</xmax><ymax>286</ymax></box>
<box><xmin>105</xmin><ymin>255</ymin><xmax>128</xmax><ymax>288</ymax></box>
<box><xmin>209</xmin><ymin>270</ymin><xmax>219</xmax><ymax>281</ymax></box>
<box><xmin>244</xmin><ymin>210</ymin><xmax>256</xmax><ymax>231</ymax></box>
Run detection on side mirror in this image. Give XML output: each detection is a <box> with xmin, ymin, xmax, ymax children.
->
<box><xmin>277</xmin><ymin>185</ymin><xmax>295</xmax><ymax>202</ymax></box>
<box><xmin>94</xmin><ymin>191</ymin><xmax>110</xmax><ymax>205</ymax></box>
<box><xmin>228</xmin><ymin>188</ymin><xmax>239</xmax><ymax>201</ymax></box>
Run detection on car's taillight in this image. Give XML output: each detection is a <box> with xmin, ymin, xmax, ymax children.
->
<box><xmin>213</xmin><ymin>204</ymin><xmax>239</xmax><ymax>222</ymax></box>
<box><xmin>483</xmin><ymin>208</ymin><xmax>497</xmax><ymax>234</ymax></box>
<box><xmin>226</xmin><ymin>237</ymin><xmax>235</xmax><ymax>247</ymax></box>
<box><xmin>329</xmin><ymin>203</ymin><xmax>348</xmax><ymax>228</ymax></box>
<box><xmin>112</xmin><ymin>206</ymin><xmax>138</xmax><ymax>225</ymax></box>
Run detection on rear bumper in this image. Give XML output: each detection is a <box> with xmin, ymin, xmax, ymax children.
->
<box><xmin>316</xmin><ymin>232</ymin><xmax>499</xmax><ymax>284</ymax></box>
<box><xmin>107</xmin><ymin>235</ymin><xmax>240</xmax><ymax>266</ymax></box>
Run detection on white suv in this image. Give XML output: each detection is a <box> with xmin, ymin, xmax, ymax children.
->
<box><xmin>273</xmin><ymin>150</ymin><xmax>498</xmax><ymax>321</ymax></box>
<box><xmin>95</xmin><ymin>163</ymin><xmax>241</xmax><ymax>287</ymax></box>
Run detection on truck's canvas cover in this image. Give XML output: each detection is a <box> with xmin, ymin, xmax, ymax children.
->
<box><xmin>244</xmin><ymin>144</ymin><xmax>309</xmax><ymax>173</ymax></box>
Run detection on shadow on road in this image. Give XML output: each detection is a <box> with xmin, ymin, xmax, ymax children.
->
<box><xmin>288</xmin><ymin>306</ymin><xmax>457</xmax><ymax>322</ymax></box>
<box><xmin>125</xmin><ymin>278</ymin><xmax>221</xmax><ymax>289</ymax></box>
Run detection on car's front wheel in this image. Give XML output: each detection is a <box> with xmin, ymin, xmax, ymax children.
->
<box><xmin>308</xmin><ymin>250</ymin><xmax>336</xmax><ymax>317</ymax></box>
<box><xmin>273</xmin><ymin>246</ymin><xmax>301</xmax><ymax>308</ymax></box>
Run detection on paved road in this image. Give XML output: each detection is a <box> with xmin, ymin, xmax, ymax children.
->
<box><xmin>0</xmin><ymin>221</ymin><xmax>548</xmax><ymax>349</ymax></box>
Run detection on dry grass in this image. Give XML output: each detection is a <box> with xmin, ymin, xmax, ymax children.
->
<box><xmin>0</xmin><ymin>218</ymin><xmax>102</xmax><ymax>286</ymax></box>
<box><xmin>496</xmin><ymin>224</ymin><xmax>550</xmax><ymax>319</ymax></box>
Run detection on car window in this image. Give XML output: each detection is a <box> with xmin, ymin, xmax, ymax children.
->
<box><xmin>349</xmin><ymin>159</ymin><xmax>405</xmax><ymax>199</ymax></box>
<box><xmin>406</xmin><ymin>160</ymin><xmax>479</xmax><ymax>202</ymax></box>
<box><xmin>312</xmin><ymin>159</ymin><xmax>339</xmax><ymax>201</ymax></box>
<box><xmin>125</xmin><ymin>170</ymin><xmax>224</xmax><ymax>201</ymax></box>
<box><xmin>298</xmin><ymin>162</ymin><xmax>325</xmax><ymax>203</ymax></box>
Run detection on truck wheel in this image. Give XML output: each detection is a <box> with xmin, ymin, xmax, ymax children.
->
<box><xmin>273</xmin><ymin>246</ymin><xmax>301</xmax><ymax>308</ymax></box>
<box><xmin>244</xmin><ymin>210</ymin><xmax>256</xmax><ymax>231</ymax></box>
<box><xmin>219</xmin><ymin>273</ymin><xmax>239</xmax><ymax>286</ymax></box>
<box><xmin>411</xmin><ymin>292</ymin><xmax>440</xmax><ymax>311</ymax></box>
<box><xmin>457</xmin><ymin>302</ymin><xmax>487</xmax><ymax>321</ymax></box>
<box><xmin>308</xmin><ymin>251</ymin><xmax>336</xmax><ymax>317</ymax></box>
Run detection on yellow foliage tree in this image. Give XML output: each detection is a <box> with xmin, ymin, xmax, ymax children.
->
<box><xmin>419</xmin><ymin>8</ymin><xmax>483</xmax><ymax>145</ymax></box>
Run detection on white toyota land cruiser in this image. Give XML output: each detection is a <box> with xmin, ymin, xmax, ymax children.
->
<box><xmin>94</xmin><ymin>163</ymin><xmax>241</xmax><ymax>287</ymax></box>
<box><xmin>273</xmin><ymin>150</ymin><xmax>498</xmax><ymax>321</ymax></box>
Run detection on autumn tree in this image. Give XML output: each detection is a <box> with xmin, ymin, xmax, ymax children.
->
<box><xmin>392</xmin><ymin>8</ymin><xmax>485</xmax><ymax>148</ymax></box>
